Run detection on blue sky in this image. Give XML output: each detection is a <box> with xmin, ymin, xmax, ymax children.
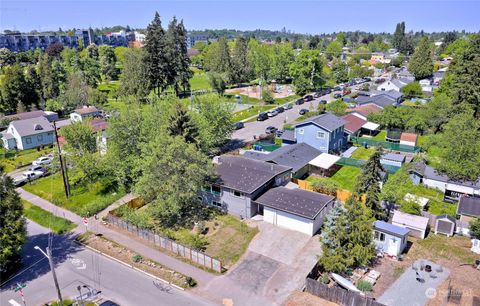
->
<box><xmin>1</xmin><ymin>0</ymin><xmax>479</xmax><ymax>34</ymax></box>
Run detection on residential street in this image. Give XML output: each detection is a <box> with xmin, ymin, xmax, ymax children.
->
<box><xmin>1</xmin><ymin>221</ymin><xmax>215</xmax><ymax>306</ymax></box>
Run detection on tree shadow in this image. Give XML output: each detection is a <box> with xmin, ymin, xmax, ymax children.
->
<box><xmin>0</xmin><ymin>232</ymin><xmax>83</xmax><ymax>290</ymax></box>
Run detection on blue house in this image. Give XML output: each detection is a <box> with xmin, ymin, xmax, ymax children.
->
<box><xmin>1</xmin><ymin>116</ymin><xmax>55</xmax><ymax>150</ymax></box>
<box><xmin>373</xmin><ymin>221</ymin><xmax>409</xmax><ymax>257</ymax></box>
<box><xmin>293</xmin><ymin>113</ymin><xmax>346</xmax><ymax>153</ymax></box>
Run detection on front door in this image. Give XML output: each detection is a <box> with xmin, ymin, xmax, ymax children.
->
<box><xmin>388</xmin><ymin>237</ymin><xmax>398</xmax><ymax>256</ymax></box>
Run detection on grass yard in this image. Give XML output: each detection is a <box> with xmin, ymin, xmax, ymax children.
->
<box><xmin>408</xmin><ymin>183</ymin><xmax>457</xmax><ymax>216</ymax></box>
<box><xmin>329</xmin><ymin>166</ymin><xmax>361</xmax><ymax>191</ymax></box>
<box><xmin>98</xmin><ymin>81</ymin><xmax>120</xmax><ymax>98</ymax></box>
<box><xmin>232</xmin><ymin>105</ymin><xmax>275</xmax><ymax>122</ymax></box>
<box><xmin>189</xmin><ymin>71</ymin><xmax>211</xmax><ymax>90</ymax></box>
<box><xmin>371</xmin><ymin>130</ymin><xmax>387</xmax><ymax>141</ymax></box>
<box><xmin>350</xmin><ymin>147</ymin><xmax>375</xmax><ymax>160</ymax></box>
<box><xmin>23</xmin><ymin>173</ymin><xmax>124</xmax><ymax>217</ymax></box>
<box><xmin>0</xmin><ymin>147</ymin><xmax>53</xmax><ymax>173</ymax></box>
<box><xmin>22</xmin><ymin>199</ymin><xmax>76</xmax><ymax>234</ymax></box>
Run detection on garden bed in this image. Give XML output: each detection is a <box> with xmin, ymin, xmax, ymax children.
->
<box><xmin>77</xmin><ymin>232</ymin><xmax>196</xmax><ymax>289</ymax></box>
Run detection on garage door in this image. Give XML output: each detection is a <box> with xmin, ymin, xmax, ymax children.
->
<box><xmin>264</xmin><ymin>207</ymin><xmax>313</xmax><ymax>236</ymax></box>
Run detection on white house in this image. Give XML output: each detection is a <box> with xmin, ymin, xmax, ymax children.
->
<box><xmin>373</xmin><ymin>221</ymin><xmax>409</xmax><ymax>257</ymax></box>
<box><xmin>70</xmin><ymin>106</ymin><xmax>100</xmax><ymax>122</ymax></box>
<box><xmin>392</xmin><ymin>210</ymin><xmax>429</xmax><ymax>239</ymax></box>
<box><xmin>1</xmin><ymin>117</ymin><xmax>55</xmax><ymax>150</ymax></box>
<box><xmin>377</xmin><ymin>78</ymin><xmax>413</xmax><ymax>92</ymax></box>
<box><xmin>255</xmin><ymin>187</ymin><xmax>335</xmax><ymax>236</ymax></box>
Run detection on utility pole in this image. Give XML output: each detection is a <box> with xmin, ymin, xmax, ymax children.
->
<box><xmin>53</xmin><ymin>121</ymin><xmax>70</xmax><ymax>198</ymax></box>
<box><xmin>34</xmin><ymin>246</ymin><xmax>63</xmax><ymax>306</ymax></box>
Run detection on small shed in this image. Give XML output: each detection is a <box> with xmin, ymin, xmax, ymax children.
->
<box><xmin>308</xmin><ymin>153</ymin><xmax>341</xmax><ymax>177</ymax></box>
<box><xmin>381</xmin><ymin>153</ymin><xmax>406</xmax><ymax>168</ymax></box>
<box><xmin>434</xmin><ymin>215</ymin><xmax>456</xmax><ymax>237</ymax></box>
<box><xmin>400</xmin><ymin>132</ymin><xmax>418</xmax><ymax>147</ymax></box>
<box><xmin>392</xmin><ymin>210</ymin><xmax>429</xmax><ymax>239</ymax></box>
<box><xmin>472</xmin><ymin>239</ymin><xmax>480</xmax><ymax>254</ymax></box>
<box><xmin>404</xmin><ymin>193</ymin><xmax>429</xmax><ymax>210</ymax></box>
<box><xmin>373</xmin><ymin>221</ymin><xmax>409</xmax><ymax>256</ymax></box>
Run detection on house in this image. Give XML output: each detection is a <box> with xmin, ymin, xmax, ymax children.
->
<box><xmin>400</xmin><ymin>133</ymin><xmax>418</xmax><ymax>147</ymax></box>
<box><xmin>434</xmin><ymin>215</ymin><xmax>456</xmax><ymax>237</ymax></box>
<box><xmin>356</xmin><ymin>91</ymin><xmax>403</xmax><ymax>108</ymax></box>
<box><xmin>1</xmin><ymin>117</ymin><xmax>55</xmax><ymax>150</ymax></box>
<box><xmin>202</xmin><ymin>156</ymin><xmax>292</xmax><ymax>219</ymax></box>
<box><xmin>294</xmin><ymin>113</ymin><xmax>346</xmax><ymax>153</ymax></box>
<box><xmin>377</xmin><ymin>78</ymin><xmax>413</xmax><ymax>92</ymax></box>
<box><xmin>408</xmin><ymin>162</ymin><xmax>480</xmax><ymax>202</ymax></box>
<box><xmin>392</xmin><ymin>210</ymin><xmax>429</xmax><ymax>239</ymax></box>
<box><xmin>380</xmin><ymin>153</ymin><xmax>406</xmax><ymax>168</ymax></box>
<box><xmin>396</xmin><ymin>68</ymin><xmax>415</xmax><ymax>81</ymax></box>
<box><xmin>4</xmin><ymin>110</ymin><xmax>59</xmax><ymax>123</ymax></box>
<box><xmin>373</xmin><ymin>221</ymin><xmax>409</xmax><ymax>257</ymax></box>
<box><xmin>243</xmin><ymin>143</ymin><xmax>322</xmax><ymax>179</ymax></box>
<box><xmin>345</xmin><ymin>103</ymin><xmax>383</xmax><ymax>120</ymax></box>
<box><xmin>255</xmin><ymin>187</ymin><xmax>335</xmax><ymax>236</ymax></box>
<box><xmin>70</xmin><ymin>106</ymin><xmax>100</xmax><ymax>122</ymax></box>
<box><xmin>457</xmin><ymin>196</ymin><xmax>480</xmax><ymax>224</ymax></box>
<box><xmin>88</xmin><ymin>118</ymin><xmax>108</xmax><ymax>155</ymax></box>
<box><xmin>342</xmin><ymin>114</ymin><xmax>380</xmax><ymax>140</ymax></box>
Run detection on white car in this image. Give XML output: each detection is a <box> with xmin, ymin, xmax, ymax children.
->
<box><xmin>32</xmin><ymin>156</ymin><xmax>53</xmax><ymax>166</ymax></box>
<box><xmin>14</xmin><ymin>170</ymin><xmax>45</xmax><ymax>186</ymax></box>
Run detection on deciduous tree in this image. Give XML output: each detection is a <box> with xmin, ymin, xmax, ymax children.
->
<box><xmin>408</xmin><ymin>37</ymin><xmax>434</xmax><ymax>80</ymax></box>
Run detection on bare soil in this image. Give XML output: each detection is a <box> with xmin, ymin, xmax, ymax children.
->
<box><xmin>284</xmin><ymin>290</ymin><xmax>339</xmax><ymax>306</ymax></box>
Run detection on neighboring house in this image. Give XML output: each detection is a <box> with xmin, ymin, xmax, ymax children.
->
<box><xmin>408</xmin><ymin>162</ymin><xmax>480</xmax><ymax>202</ymax></box>
<box><xmin>70</xmin><ymin>106</ymin><xmax>100</xmax><ymax>122</ymax></box>
<box><xmin>255</xmin><ymin>186</ymin><xmax>335</xmax><ymax>236</ymax></box>
<box><xmin>400</xmin><ymin>133</ymin><xmax>418</xmax><ymax>147</ymax></box>
<box><xmin>4</xmin><ymin>110</ymin><xmax>58</xmax><ymax>124</ymax></box>
<box><xmin>341</xmin><ymin>114</ymin><xmax>380</xmax><ymax>140</ymax></box>
<box><xmin>201</xmin><ymin>156</ymin><xmax>292</xmax><ymax>219</ymax></box>
<box><xmin>1</xmin><ymin>117</ymin><xmax>55</xmax><ymax>150</ymax></box>
<box><xmin>457</xmin><ymin>196</ymin><xmax>480</xmax><ymax>224</ymax></box>
<box><xmin>345</xmin><ymin>103</ymin><xmax>383</xmax><ymax>120</ymax></box>
<box><xmin>373</xmin><ymin>220</ymin><xmax>409</xmax><ymax>257</ymax></box>
<box><xmin>396</xmin><ymin>68</ymin><xmax>415</xmax><ymax>82</ymax></box>
<box><xmin>377</xmin><ymin>78</ymin><xmax>413</xmax><ymax>92</ymax></box>
<box><xmin>434</xmin><ymin>215</ymin><xmax>456</xmax><ymax>237</ymax></box>
<box><xmin>392</xmin><ymin>210</ymin><xmax>429</xmax><ymax>239</ymax></box>
<box><xmin>280</xmin><ymin>129</ymin><xmax>296</xmax><ymax>145</ymax></box>
<box><xmin>294</xmin><ymin>113</ymin><xmax>346</xmax><ymax>153</ymax></box>
<box><xmin>380</xmin><ymin>153</ymin><xmax>406</xmax><ymax>168</ymax></box>
<box><xmin>243</xmin><ymin>143</ymin><xmax>322</xmax><ymax>179</ymax></box>
<box><xmin>88</xmin><ymin>118</ymin><xmax>109</xmax><ymax>155</ymax></box>
<box><xmin>356</xmin><ymin>92</ymin><xmax>402</xmax><ymax>108</ymax></box>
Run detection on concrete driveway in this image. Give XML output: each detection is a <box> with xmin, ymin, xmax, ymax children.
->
<box><xmin>201</xmin><ymin>221</ymin><xmax>321</xmax><ymax>306</ymax></box>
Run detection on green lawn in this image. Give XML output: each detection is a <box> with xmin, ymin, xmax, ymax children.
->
<box><xmin>307</xmin><ymin>166</ymin><xmax>361</xmax><ymax>192</ymax></box>
<box><xmin>371</xmin><ymin>130</ymin><xmax>387</xmax><ymax>141</ymax></box>
<box><xmin>22</xmin><ymin>199</ymin><xmax>76</xmax><ymax>234</ymax></box>
<box><xmin>23</xmin><ymin>173</ymin><xmax>124</xmax><ymax>217</ymax></box>
<box><xmin>0</xmin><ymin>147</ymin><xmax>53</xmax><ymax>173</ymax></box>
<box><xmin>350</xmin><ymin>147</ymin><xmax>375</xmax><ymax>160</ymax></box>
<box><xmin>189</xmin><ymin>71</ymin><xmax>211</xmax><ymax>91</ymax></box>
<box><xmin>98</xmin><ymin>81</ymin><xmax>121</xmax><ymax>98</ymax></box>
<box><xmin>232</xmin><ymin>105</ymin><xmax>275</xmax><ymax>122</ymax></box>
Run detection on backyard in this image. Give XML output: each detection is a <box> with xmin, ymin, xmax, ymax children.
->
<box><xmin>0</xmin><ymin>147</ymin><xmax>53</xmax><ymax>173</ymax></box>
<box><xmin>22</xmin><ymin>199</ymin><xmax>76</xmax><ymax>234</ymax></box>
<box><xmin>22</xmin><ymin>173</ymin><xmax>125</xmax><ymax>217</ymax></box>
<box><xmin>350</xmin><ymin>147</ymin><xmax>375</xmax><ymax>160</ymax></box>
<box><xmin>307</xmin><ymin>165</ymin><xmax>361</xmax><ymax>192</ymax></box>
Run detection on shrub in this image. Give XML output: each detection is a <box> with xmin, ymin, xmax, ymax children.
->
<box><xmin>357</xmin><ymin>279</ymin><xmax>373</xmax><ymax>292</ymax></box>
<box><xmin>188</xmin><ymin>234</ymin><xmax>208</xmax><ymax>251</ymax></box>
<box><xmin>310</xmin><ymin>178</ymin><xmax>339</xmax><ymax>195</ymax></box>
<box><xmin>321</xmin><ymin>273</ymin><xmax>330</xmax><ymax>284</ymax></box>
<box><xmin>132</xmin><ymin>254</ymin><xmax>143</xmax><ymax>263</ymax></box>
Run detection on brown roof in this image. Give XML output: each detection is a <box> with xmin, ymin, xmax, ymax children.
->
<box><xmin>400</xmin><ymin>132</ymin><xmax>418</xmax><ymax>142</ymax></box>
<box><xmin>342</xmin><ymin>114</ymin><xmax>367</xmax><ymax>134</ymax></box>
<box><xmin>346</xmin><ymin>103</ymin><xmax>383</xmax><ymax>117</ymax></box>
<box><xmin>74</xmin><ymin>106</ymin><xmax>98</xmax><ymax>115</ymax></box>
<box><xmin>88</xmin><ymin>118</ymin><xmax>108</xmax><ymax>132</ymax></box>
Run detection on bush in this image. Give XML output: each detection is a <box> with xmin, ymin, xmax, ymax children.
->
<box><xmin>132</xmin><ymin>254</ymin><xmax>143</xmax><ymax>263</ymax></box>
<box><xmin>321</xmin><ymin>273</ymin><xmax>330</xmax><ymax>284</ymax></box>
<box><xmin>357</xmin><ymin>279</ymin><xmax>373</xmax><ymax>292</ymax></box>
<box><xmin>310</xmin><ymin>178</ymin><xmax>339</xmax><ymax>195</ymax></box>
<box><xmin>261</xmin><ymin>88</ymin><xmax>275</xmax><ymax>104</ymax></box>
<box><xmin>188</xmin><ymin>234</ymin><xmax>208</xmax><ymax>251</ymax></box>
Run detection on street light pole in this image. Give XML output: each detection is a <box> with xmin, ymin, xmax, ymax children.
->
<box><xmin>34</xmin><ymin>246</ymin><xmax>63</xmax><ymax>306</ymax></box>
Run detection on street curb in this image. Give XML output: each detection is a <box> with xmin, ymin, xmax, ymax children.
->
<box><xmin>74</xmin><ymin>240</ymin><xmax>185</xmax><ymax>291</ymax></box>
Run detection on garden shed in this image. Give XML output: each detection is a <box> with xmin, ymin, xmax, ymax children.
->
<box><xmin>434</xmin><ymin>215</ymin><xmax>456</xmax><ymax>237</ymax></box>
<box><xmin>392</xmin><ymin>210</ymin><xmax>429</xmax><ymax>239</ymax></box>
<box><xmin>373</xmin><ymin>221</ymin><xmax>409</xmax><ymax>257</ymax></box>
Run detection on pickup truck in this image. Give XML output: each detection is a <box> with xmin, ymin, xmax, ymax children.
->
<box><xmin>14</xmin><ymin>170</ymin><xmax>46</xmax><ymax>187</ymax></box>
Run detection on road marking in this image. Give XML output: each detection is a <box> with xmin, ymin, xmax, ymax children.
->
<box><xmin>8</xmin><ymin>299</ymin><xmax>22</xmax><ymax>306</ymax></box>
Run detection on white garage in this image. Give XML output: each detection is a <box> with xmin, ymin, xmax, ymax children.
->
<box><xmin>256</xmin><ymin>187</ymin><xmax>335</xmax><ymax>236</ymax></box>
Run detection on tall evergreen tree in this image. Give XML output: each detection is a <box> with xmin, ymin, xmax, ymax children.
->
<box><xmin>99</xmin><ymin>46</ymin><xmax>118</xmax><ymax>81</ymax></box>
<box><xmin>167</xmin><ymin>102</ymin><xmax>199</xmax><ymax>144</ymax></box>
<box><xmin>392</xmin><ymin>22</ymin><xmax>406</xmax><ymax>51</ymax></box>
<box><xmin>0</xmin><ymin>167</ymin><xmax>26</xmax><ymax>277</ymax></box>
<box><xmin>174</xmin><ymin>19</ymin><xmax>193</xmax><ymax>93</ymax></box>
<box><xmin>145</xmin><ymin>12</ymin><xmax>168</xmax><ymax>95</ymax></box>
<box><xmin>0</xmin><ymin>65</ymin><xmax>30</xmax><ymax>113</ymax></box>
<box><xmin>230</xmin><ymin>37</ymin><xmax>252</xmax><ymax>84</ymax></box>
<box><xmin>119</xmin><ymin>48</ymin><xmax>150</xmax><ymax>99</ymax></box>
<box><xmin>408</xmin><ymin>37</ymin><xmax>434</xmax><ymax>80</ymax></box>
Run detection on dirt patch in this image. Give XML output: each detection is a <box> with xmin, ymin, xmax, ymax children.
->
<box><xmin>78</xmin><ymin>232</ymin><xmax>195</xmax><ymax>288</ymax></box>
<box><xmin>284</xmin><ymin>290</ymin><xmax>339</xmax><ymax>306</ymax></box>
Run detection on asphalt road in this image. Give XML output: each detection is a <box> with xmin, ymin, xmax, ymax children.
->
<box><xmin>231</xmin><ymin>93</ymin><xmax>335</xmax><ymax>143</ymax></box>
<box><xmin>1</xmin><ymin>221</ymin><xmax>215</xmax><ymax>306</ymax></box>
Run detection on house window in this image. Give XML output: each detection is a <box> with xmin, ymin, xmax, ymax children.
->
<box><xmin>211</xmin><ymin>185</ymin><xmax>221</xmax><ymax>194</ymax></box>
<box><xmin>297</xmin><ymin>128</ymin><xmax>304</xmax><ymax>135</ymax></box>
<box><xmin>233</xmin><ymin>190</ymin><xmax>244</xmax><ymax>198</ymax></box>
<box><xmin>25</xmin><ymin>137</ymin><xmax>32</xmax><ymax>144</ymax></box>
<box><xmin>374</xmin><ymin>231</ymin><xmax>385</xmax><ymax>242</ymax></box>
<box><xmin>317</xmin><ymin>131</ymin><xmax>325</xmax><ymax>139</ymax></box>
<box><xmin>212</xmin><ymin>201</ymin><xmax>222</xmax><ymax>207</ymax></box>
<box><xmin>37</xmin><ymin>135</ymin><xmax>43</xmax><ymax>142</ymax></box>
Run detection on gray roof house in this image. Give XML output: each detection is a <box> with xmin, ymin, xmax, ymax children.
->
<box><xmin>457</xmin><ymin>196</ymin><xmax>480</xmax><ymax>223</ymax></box>
<box><xmin>2</xmin><ymin>116</ymin><xmax>55</xmax><ymax>150</ymax></box>
<box><xmin>381</xmin><ymin>153</ymin><xmax>406</xmax><ymax>168</ymax></box>
<box><xmin>356</xmin><ymin>90</ymin><xmax>403</xmax><ymax>108</ymax></box>
<box><xmin>201</xmin><ymin>156</ymin><xmax>292</xmax><ymax>219</ymax></box>
<box><xmin>293</xmin><ymin>113</ymin><xmax>346</xmax><ymax>153</ymax></box>
<box><xmin>255</xmin><ymin>187</ymin><xmax>335</xmax><ymax>235</ymax></box>
<box><xmin>243</xmin><ymin>143</ymin><xmax>322</xmax><ymax>179</ymax></box>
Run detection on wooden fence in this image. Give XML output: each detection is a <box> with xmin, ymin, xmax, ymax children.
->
<box><xmin>305</xmin><ymin>278</ymin><xmax>385</xmax><ymax>306</ymax></box>
<box><xmin>106</xmin><ymin>214</ymin><xmax>222</xmax><ymax>273</ymax></box>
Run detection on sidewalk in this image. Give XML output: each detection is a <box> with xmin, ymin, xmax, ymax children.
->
<box><xmin>17</xmin><ymin>188</ymin><xmax>216</xmax><ymax>286</ymax></box>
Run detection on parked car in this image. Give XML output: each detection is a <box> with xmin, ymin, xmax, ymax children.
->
<box><xmin>285</xmin><ymin>103</ymin><xmax>293</xmax><ymax>110</ymax></box>
<box><xmin>267</xmin><ymin>110</ymin><xmax>279</xmax><ymax>117</ymax></box>
<box><xmin>276</xmin><ymin>106</ymin><xmax>285</xmax><ymax>113</ymax></box>
<box><xmin>295</xmin><ymin>98</ymin><xmax>305</xmax><ymax>105</ymax></box>
<box><xmin>257</xmin><ymin>112</ymin><xmax>268</xmax><ymax>121</ymax></box>
<box><xmin>319</xmin><ymin>99</ymin><xmax>327</xmax><ymax>104</ymax></box>
<box><xmin>303</xmin><ymin>94</ymin><xmax>313</xmax><ymax>102</ymax></box>
<box><xmin>343</xmin><ymin>88</ymin><xmax>351</xmax><ymax>95</ymax></box>
<box><xmin>333</xmin><ymin>86</ymin><xmax>341</xmax><ymax>91</ymax></box>
<box><xmin>363</xmin><ymin>77</ymin><xmax>372</xmax><ymax>82</ymax></box>
<box><xmin>299</xmin><ymin>109</ymin><xmax>309</xmax><ymax>115</ymax></box>
<box><xmin>275</xmin><ymin>130</ymin><xmax>284</xmax><ymax>137</ymax></box>
<box><xmin>265</xmin><ymin>126</ymin><xmax>277</xmax><ymax>134</ymax></box>
<box><xmin>234</xmin><ymin>122</ymin><xmax>244</xmax><ymax>130</ymax></box>
<box><xmin>28</xmin><ymin>165</ymin><xmax>48</xmax><ymax>173</ymax></box>
<box><xmin>313</xmin><ymin>92</ymin><xmax>321</xmax><ymax>98</ymax></box>
<box><xmin>32</xmin><ymin>156</ymin><xmax>53</xmax><ymax>166</ymax></box>
<box><xmin>14</xmin><ymin>171</ymin><xmax>46</xmax><ymax>186</ymax></box>
<box><xmin>333</xmin><ymin>93</ymin><xmax>342</xmax><ymax>99</ymax></box>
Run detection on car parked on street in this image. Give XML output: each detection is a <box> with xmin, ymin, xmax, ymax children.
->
<box><xmin>234</xmin><ymin>122</ymin><xmax>244</xmax><ymax>130</ymax></box>
<box><xmin>333</xmin><ymin>93</ymin><xmax>342</xmax><ymax>99</ymax></box>
<box><xmin>276</xmin><ymin>106</ymin><xmax>285</xmax><ymax>113</ymax></box>
<box><xmin>28</xmin><ymin>165</ymin><xmax>48</xmax><ymax>173</ymax></box>
<box><xmin>313</xmin><ymin>92</ymin><xmax>321</xmax><ymax>98</ymax></box>
<box><xmin>14</xmin><ymin>170</ymin><xmax>46</xmax><ymax>186</ymax></box>
<box><xmin>303</xmin><ymin>94</ymin><xmax>313</xmax><ymax>102</ymax></box>
<box><xmin>299</xmin><ymin>108</ymin><xmax>309</xmax><ymax>115</ymax></box>
<box><xmin>275</xmin><ymin>130</ymin><xmax>284</xmax><ymax>137</ymax></box>
<box><xmin>319</xmin><ymin>99</ymin><xmax>327</xmax><ymax>104</ymax></box>
<box><xmin>295</xmin><ymin>98</ymin><xmax>305</xmax><ymax>105</ymax></box>
<box><xmin>32</xmin><ymin>156</ymin><xmax>53</xmax><ymax>166</ymax></box>
<box><xmin>267</xmin><ymin>110</ymin><xmax>279</xmax><ymax>117</ymax></box>
<box><xmin>257</xmin><ymin>112</ymin><xmax>268</xmax><ymax>121</ymax></box>
<box><xmin>265</xmin><ymin>126</ymin><xmax>277</xmax><ymax>134</ymax></box>
<box><xmin>285</xmin><ymin>104</ymin><xmax>293</xmax><ymax>110</ymax></box>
